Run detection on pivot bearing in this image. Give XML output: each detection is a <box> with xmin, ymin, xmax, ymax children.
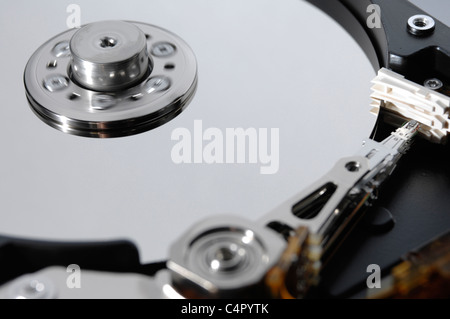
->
<box><xmin>168</xmin><ymin>216</ymin><xmax>285</xmax><ymax>298</ymax></box>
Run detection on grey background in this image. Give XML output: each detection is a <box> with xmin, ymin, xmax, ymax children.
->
<box><xmin>410</xmin><ymin>0</ymin><xmax>450</xmax><ymax>28</ymax></box>
<box><xmin>0</xmin><ymin>0</ymin><xmax>446</xmax><ymax>263</ymax></box>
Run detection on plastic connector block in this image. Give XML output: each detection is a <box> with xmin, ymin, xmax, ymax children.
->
<box><xmin>371</xmin><ymin>68</ymin><xmax>450</xmax><ymax>144</ymax></box>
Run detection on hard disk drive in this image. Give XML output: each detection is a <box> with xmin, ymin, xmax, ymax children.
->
<box><xmin>0</xmin><ymin>0</ymin><xmax>449</xmax><ymax>301</ymax></box>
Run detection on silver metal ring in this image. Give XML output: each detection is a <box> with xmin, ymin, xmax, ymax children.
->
<box><xmin>407</xmin><ymin>14</ymin><xmax>435</xmax><ymax>36</ymax></box>
<box><xmin>24</xmin><ymin>21</ymin><xmax>198</xmax><ymax>138</ymax></box>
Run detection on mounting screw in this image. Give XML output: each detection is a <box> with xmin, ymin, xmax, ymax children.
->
<box><xmin>407</xmin><ymin>14</ymin><xmax>435</xmax><ymax>36</ymax></box>
<box><xmin>99</xmin><ymin>36</ymin><xmax>118</xmax><ymax>48</ymax></box>
<box><xmin>6</xmin><ymin>276</ymin><xmax>56</xmax><ymax>299</ymax></box>
<box><xmin>43</xmin><ymin>75</ymin><xmax>69</xmax><ymax>92</ymax></box>
<box><xmin>424</xmin><ymin>78</ymin><xmax>443</xmax><ymax>90</ymax></box>
<box><xmin>52</xmin><ymin>41</ymin><xmax>71</xmax><ymax>57</ymax></box>
<box><xmin>91</xmin><ymin>94</ymin><xmax>116</xmax><ymax>110</ymax></box>
<box><xmin>144</xmin><ymin>76</ymin><xmax>171</xmax><ymax>93</ymax></box>
<box><xmin>151</xmin><ymin>42</ymin><xmax>176</xmax><ymax>57</ymax></box>
<box><xmin>208</xmin><ymin>243</ymin><xmax>246</xmax><ymax>272</ymax></box>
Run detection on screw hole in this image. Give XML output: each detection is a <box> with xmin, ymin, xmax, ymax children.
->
<box><xmin>129</xmin><ymin>93</ymin><xmax>143</xmax><ymax>101</ymax></box>
<box><xmin>68</xmin><ymin>93</ymin><xmax>80</xmax><ymax>101</ymax></box>
<box><xmin>164</xmin><ymin>63</ymin><xmax>175</xmax><ymax>70</ymax></box>
<box><xmin>413</xmin><ymin>18</ymin><xmax>428</xmax><ymax>28</ymax></box>
<box><xmin>215</xmin><ymin>247</ymin><xmax>236</xmax><ymax>262</ymax></box>
<box><xmin>99</xmin><ymin>36</ymin><xmax>118</xmax><ymax>48</ymax></box>
<box><xmin>145</xmin><ymin>34</ymin><xmax>151</xmax><ymax>40</ymax></box>
<box><xmin>47</xmin><ymin>60</ymin><xmax>58</xmax><ymax>69</ymax></box>
<box><xmin>345</xmin><ymin>161</ymin><xmax>361</xmax><ymax>172</ymax></box>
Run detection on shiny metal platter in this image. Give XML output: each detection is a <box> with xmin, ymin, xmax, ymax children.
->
<box><xmin>0</xmin><ymin>0</ymin><xmax>377</xmax><ymax>263</ymax></box>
